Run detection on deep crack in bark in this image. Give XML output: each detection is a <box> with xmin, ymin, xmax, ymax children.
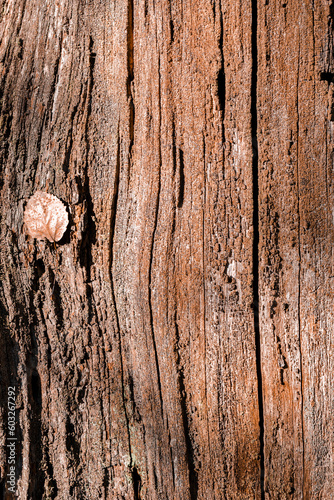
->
<box><xmin>148</xmin><ymin>54</ymin><xmax>164</xmax><ymax>420</ymax></box>
<box><xmin>108</xmin><ymin>129</ymin><xmax>133</xmax><ymax>477</ymax></box>
<box><xmin>251</xmin><ymin>0</ymin><xmax>265</xmax><ymax>496</ymax></box>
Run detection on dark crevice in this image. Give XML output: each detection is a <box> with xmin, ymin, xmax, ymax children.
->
<box><xmin>62</xmin><ymin>95</ymin><xmax>80</xmax><ymax>175</ymax></box>
<box><xmin>174</xmin><ymin>321</ymin><xmax>198</xmax><ymax>500</ymax></box>
<box><xmin>34</xmin><ymin>258</ymin><xmax>45</xmax><ymax>279</ymax></box>
<box><xmin>65</xmin><ymin>415</ymin><xmax>83</xmax><ymax>496</ymax></box>
<box><xmin>251</xmin><ymin>0</ymin><xmax>265</xmax><ymax>497</ymax></box>
<box><xmin>177</xmin><ymin>149</ymin><xmax>185</xmax><ymax>208</ymax></box>
<box><xmin>217</xmin><ymin>66</ymin><xmax>225</xmax><ymax>128</ymax></box>
<box><xmin>132</xmin><ymin>466</ymin><xmax>141</xmax><ymax>500</ymax></box>
<box><xmin>103</xmin><ymin>466</ymin><xmax>110</xmax><ymax>496</ymax></box>
<box><xmin>80</xmin><ymin>35</ymin><xmax>96</xmax><ymax>319</ymax></box>
<box><xmin>0</xmin><ymin>479</ymin><xmax>5</xmax><ymax>499</ymax></box>
<box><xmin>128</xmin><ymin>374</ymin><xmax>141</xmax><ymax>423</ymax></box>
<box><xmin>127</xmin><ymin>0</ymin><xmax>134</xmax><ymax>85</ymax></box>
<box><xmin>170</xmin><ymin>18</ymin><xmax>174</xmax><ymax>43</ymax></box>
<box><xmin>27</xmin><ymin>361</ymin><xmax>44</xmax><ymax>499</ymax></box>
<box><xmin>17</xmin><ymin>38</ymin><xmax>23</xmax><ymax>60</ymax></box>
<box><xmin>169</xmin><ymin>0</ymin><xmax>174</xmax><ymax>43</ymax></box>
<box><xmin>127</xmin><ymin>0</ymin><xmax>135</xmax><ymax>158</ymax></box>
<box><xmin>108</xmin><ymin>131</ymin><xmax>133</xmax><ymax>474</ymax></box>
<box><xmin>148</xmin><ymin>55</ymin><xmax>164</xmax><ymax>420</ymax></box>
<box><xmin>218</xmin><ymin>9</ymin><xmax>226</xmax><ymax>145</ymax></box>
<box><xmin>0</xmin><ymin>303</ymin><xmax>20</xmax><ymax>500</ymax></box>
<box><xmin>31</xmin><ymin>370</ymin><xmax>41</xmax><ymax>405</ymax></box>
<box><xmin>320</xmin><ymin>71</ymin><xmax>334</xmax><ymax>82</ymax></box>
<box><xmin>49</xmin><ymin>269</ymin><xmax>64</xmax><ymax>327</ymax></box>
<box><xmin>152</xmin><ymin>464</ymin><xmax>158</xmax><ymax>491</ymax></box>
<box><xmin>171</xmin><ymin>115</ymin><xmax>180</xmax><ymax>214</ymax></box>
<box><xmin>128</xmin><ymin>91</ymin><xmax>135</xmax><ymax>161</ymax></box>
<box><xmin>31</xmin><ymin>254</ymin><xmax>43</xmax><ymax>293</ymax></box>
<box><xmin>88</xmin><ymin>36</ymin><xmax>96</xmax><ymax>93</ymax></box>
<box><xmin>172</xmin><ymin>115</ymin><xmax>177</xmax><ymax>176</ymax></box>
<box><xmin>148</xmin><ymin>278</ymin><xmax>164</xmax><ymax>415</ymax></box>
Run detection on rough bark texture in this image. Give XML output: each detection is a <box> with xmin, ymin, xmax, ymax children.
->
<box><xmin>257</xmin><ymin>2</ymin><xmax>334</xmax><ymax>497</ymax></box>
<box><xmin>0</xmin><ymin>0</ymin><xmax>333</xmax><ymax>499</ymax></box>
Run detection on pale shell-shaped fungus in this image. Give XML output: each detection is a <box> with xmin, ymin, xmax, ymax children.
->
<box><xmin>24</xmin><ymin>191</ymin><xmax>69</xmax><ymax>242</ymax></box>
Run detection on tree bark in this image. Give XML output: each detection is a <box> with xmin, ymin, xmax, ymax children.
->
<box><xmin>0</xmin><ymin>0</ymin><xmax>333</xmax><ymax>499</ymax></box>
<box><xmin>257</xmin><ymin>2</ymin><xmax>334</xmax><ymax>497</ymax></box>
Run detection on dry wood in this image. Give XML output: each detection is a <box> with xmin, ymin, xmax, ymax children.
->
<box><xmin>0</xmin><ymin>0</ymin><xmax>333</xmax><ymax>498</ymax></box>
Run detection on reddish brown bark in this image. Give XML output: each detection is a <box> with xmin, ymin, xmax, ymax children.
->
<box><xmin>0</xmin><ymin>0</ymin><xmax>333</xmax><ymax>498</ymax></box>
<box><xmin>257</xmin><ymin>1</ymin><xmax>334</xmax><ymax>497</ymax></box>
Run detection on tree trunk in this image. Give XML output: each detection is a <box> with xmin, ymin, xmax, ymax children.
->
<box><xmin>0</xmin><ymin>0</ymin><xmax>333</xmax><ymax>498</ymax></box>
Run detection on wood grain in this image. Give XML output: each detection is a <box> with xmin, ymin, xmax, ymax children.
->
<box><xmin>257</xmin><ymin>0</ymin><xmax>334</xmax><ymax>497</ymax></box>
<box><xmin>0</xmin><ymin>0</ymin><xmax>332</xmax><ymax>498</ymax></box>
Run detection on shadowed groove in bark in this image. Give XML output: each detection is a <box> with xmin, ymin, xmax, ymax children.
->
<box><xmin>167</xmin><ymin>418</ymin><xmax>176</xmax><ymax>490</ymax></box>
<box><xmin>30</xmin><ymin>369</ymin><xmax>41</xmax><ymax>406</ymax></box>
<box><xmin>80</xmin><ymin>35</ymin><xmax>96</xmax><ymax>301</ymax></box>
<box><xmin>148</xmin><ymin>55</ymin><xmax>164</xmax><ymax>420</ymax></box>
<box><xmin>174</xmin><ymin>320</ymin><xmax>198</xmax><ymax>499</ymax></box>
<box><xmin>132</xmin><ymin>466</ymin><xmax>141</xmax><ymax>500</ymax></box>
<box><xmin>171</xmin><ymin>115</ymin><xmax>184</xmax><ymax>210</ymax></box>
<box><xmin>26</xmin><ymin>273</ymin><xmax>52</xmax><ymax>496</ymax></box>
<box><xmin>217</xmin><ymin>8</ymin><xmax>225</xmax><ymax>145</ymax></box>
<box><xmin>127</xmin><ymin>0</ymin><xmax>134</xmax><ymax>83</ymax></box>
<box><xmin>0</xmin><ymin>300</ymin><xmax>21</xmax><ymax>499</ymax></box>
<box><xmin>49</xmin><ymin>269</ymin><xmax>64</xmax><ymax>327</ymax></box>
<box><xmin>251</xmin><ymin>0</ymin><xmax>265</xmax><ymax>496</ymax></box>
<box><xmin>108</xmin><ymin>130</ymin><xmax>133</xmax><ymax>474</ymax></box>
<box><xmin>127</xmin><ymin>0</ymin><xmax>135</xmax><ymax>157</ymax></box>
<box><xmin>27</xmin><ymin>361</ymin><xmax>44</xmax><ymax>497</ymax></box>
<box><xmin>177</xmin><ymin>148</ymin><xmax>185</xmax><ymax>208</ymax></box>
<box><xmin>61</xmin><ymin>96</ymin><xmax>80</xmax><ymax>175</ymax></box>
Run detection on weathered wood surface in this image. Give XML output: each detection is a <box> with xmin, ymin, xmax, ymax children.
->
<box><xmin>257</xmin><ymin>1</ymin><xmax>334</xmax><ymax>497</ymax></box>
<box><xmin>0</xmin><ymin>0</ymin><xmax>332</xmax><ymax>498</ymax></box>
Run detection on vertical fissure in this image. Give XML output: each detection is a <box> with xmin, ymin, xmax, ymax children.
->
<box><xmin>177</xmin><ymin>148</ymin><xmax>185</xmax><ymax>208</ymax></box>
<box><xmin>109</xmin><ymin>131</ymin><xmax>133</xmax><ymax>476</ymax></box>
<box><xmin>202</xmin><ymin>131</ymin><xmax>211</xmax><ymax>467</ymax></box>
<box><xmin>132</xmin><ymin>466</ymin><xmax>142</xmax><ymax>500</ymax></box>
<box><xmin>148</xmin><ymin>55</ymin><xmax>164</xmax><ymax>419</ymax></box>
<box><xmin>251</xmin><ymin>0</ymin><xmax>265</xmax><ymax>497</ymax></box>
<box><xmin>218</xmin><ymin>9</ymin><xmax>225</xmax><ymax>146</ymax></box>
<box><xmin>174</xmin><ymin>318</ymin><xmax>198</xmax><ymax>500</ymax></box>
<box><xmin>80</xmin><ymin>36</ymin><xmax>97</xmax><ymax>289</ymax></box>
<box><xmin>127</xmin><ymin>0</ymin><xmax>135</xmax><ymax>158</ymax></box>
